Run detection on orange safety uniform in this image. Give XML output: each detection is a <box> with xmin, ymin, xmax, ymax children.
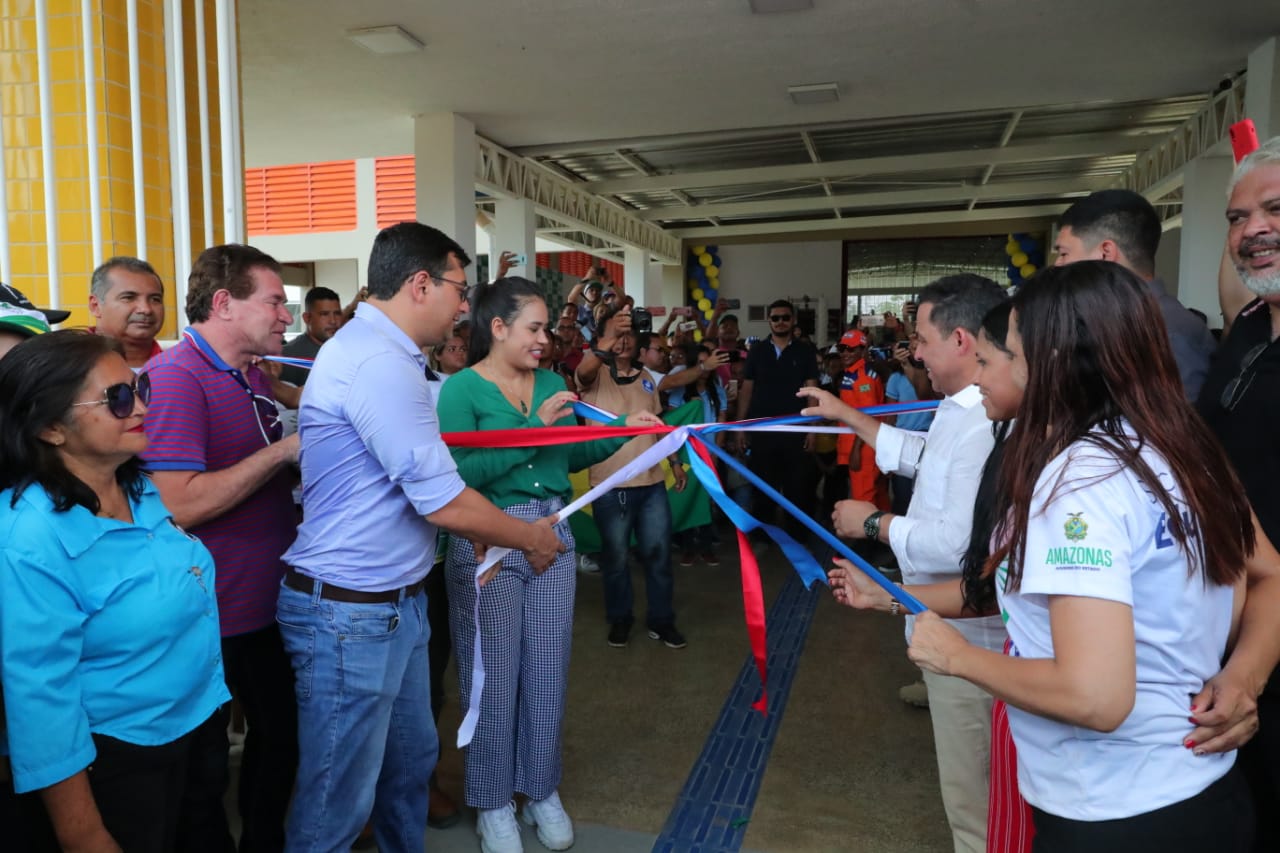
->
<box><xmin>836</xmin><ymin>360</ymin><xmax>890</xmax><ymax>510</ymax></box>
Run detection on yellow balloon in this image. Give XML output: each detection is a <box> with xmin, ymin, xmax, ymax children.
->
<box><xmin>706</xmin><ymin>265</ymin><xmax>719</xmax><ymax>278</ymax></box>
<box><xmin>693</xmin><ymin>330</ymin><xmax>703</xmax><ymax>342</ymax></box>
<box><xmin>1011</xmin><ymin>252</ymin><xmax>1029</xmax><ymax>268</ymax></box>
<box><xmin>687</xmin><ymin>278</ymin><xmax>699</xmax><ymax>290</ymax></box>
<box><xmin>1020</xmin><ymin>263</ymin><xmax>1037</xmax><ymax>278</ymax></box>
<box><xmin>1005</xmin><ymin>241</ymin><xmax>1019</xmax><ymax>256</ymax></box>
<box><xmin>691</xmin><ymin>245</ymin><xmax>706</xmax><ymax>255</ymax></box>
<box><xmin>697</xmin><ymin>298</ymin><xmax>712</xmax><ymax>311</ymax></box>
<box><xmin>704</xmin><ymin>309</ymin><xmax>715</xmax><ymax>320</ymax></box>
<box><xmin>698</xmin><ymin>253</ymin><xmax>713</xmax><ymax>267</ymax></box>
<box><xmin>691</xmin><ymin>288</ymin><xmax>704</xmax><ymax>301</ymax></box>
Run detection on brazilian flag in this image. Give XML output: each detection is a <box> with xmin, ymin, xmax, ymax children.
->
<box><xmin>568</xmin><ymin>400</ymin><xmax>713</xmax><ymax>553</ymax></box>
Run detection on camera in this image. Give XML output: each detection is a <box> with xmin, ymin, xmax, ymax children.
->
<box><xmin>631</xmin><ymin>307</ymin><xmax>653</xmax><ymax>334</ymax></box>
<box><xmin>869</xmin><ymin>346</ymin><xmax>893</xmax><ymax>362</ymax></box>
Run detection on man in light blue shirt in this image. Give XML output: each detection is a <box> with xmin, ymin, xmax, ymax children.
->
<box><xmin>278</xmin><ymin>222</ymin><xmax>564</xmax><ymax>853</ymax></box>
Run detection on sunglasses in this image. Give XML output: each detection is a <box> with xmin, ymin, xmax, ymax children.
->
<box><xmin>1219</xmin><ymin>342</ymin><xmax>1269</xmax><ymax>412</ymax></box>
<box><xmin>769</xmin><ymin>314</ymin><xmax>792</xmax><ymax>322</ymax></box>
<box><xmin>71</xmin><ymin>373</ymin><xmax>152</xmax><ymax>419</ymax></box>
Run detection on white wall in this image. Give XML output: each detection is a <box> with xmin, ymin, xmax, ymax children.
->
<box><xmin>713</xmin><ymin>240</ymin><xmax>844</xmax><ymax>345</ymax></box>
<box><xmin>314</xmin><ymin>259</ymin><xmax>361</xmax><ymax>302</ymax></box>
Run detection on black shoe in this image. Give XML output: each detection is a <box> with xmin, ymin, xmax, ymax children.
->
<box><xmin>647</xmin><ymin>624</ymin><xmax>687</xmax><ymax>649</ymax></box>
<box><xmin>608</xmin><ymin>622</ymin><xmax>631</xmax><ymax>648</ymax></box>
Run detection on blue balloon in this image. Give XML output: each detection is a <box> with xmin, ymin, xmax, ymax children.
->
<box><xmin>1018</xmin><ymin>237</ymin><xmax>1036</xmax><ymax>254</ymax></box>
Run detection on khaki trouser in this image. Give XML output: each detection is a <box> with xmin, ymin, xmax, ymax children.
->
<box><xmin>922</xmin><ymin>668</ymin><xmax>994</xmax><ymax>853</ymax></box>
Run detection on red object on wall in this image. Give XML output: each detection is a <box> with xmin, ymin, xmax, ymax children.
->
<box><xmin>374</xmin><ymin>156</ymin><xmax>416</xmax><ymax>229</ymax></box>
<box><xmin>536</xmin><ymin>253</ymin><xmax>552</xmax><ymax>269</ymax></box>
<box><xmin>245</xmin><ymin>161</ymin><xmax>357</xmax><ymax>235</ymax></box>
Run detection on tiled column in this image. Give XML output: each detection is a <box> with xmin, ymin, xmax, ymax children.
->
<box><xmin>0</xmin><ymin>0</ymin><xmax>231</xmax><ymax>332</ymax></box>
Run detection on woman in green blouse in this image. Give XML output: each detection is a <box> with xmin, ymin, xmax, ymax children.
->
<box><xmin>437</xmin><ymin>278</ymin><xmax>659</xmax><ymax>853</ymax></box>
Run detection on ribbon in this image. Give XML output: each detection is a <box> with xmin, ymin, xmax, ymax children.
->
<box><xmin>261</xmin><ymin>354</ymin><xmax>316</xmax><ymax>369</ymax></box>
<box><xmin>456</xmin><ymin>427</ymin><xmax>692</xmax><ymax>748</ymax></box>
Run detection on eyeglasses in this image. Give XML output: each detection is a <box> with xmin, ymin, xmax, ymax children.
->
<box><xmin>71</xmin><ymin>373</ymin><xmax>151</xmax><ymax>419</ymax></box>
<box><xmin>769</xmin><ymin>314</ymin><xmax>793</xmax><ymax>323</ymax></box>
<box><xmin>1220</xmin><ymin>342</ymin><xmax>1269</xmax><ymax>412</ymax></box>
<box><xmin>432</xmin><ymin>273</ymin><xmax>474</xmax><ymax>303</ymax></box>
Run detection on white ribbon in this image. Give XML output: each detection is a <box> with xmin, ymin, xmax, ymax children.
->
<box><xmin>456</xmin><ymin>426</ymin><xmax>690</xmax><ymax>747</ymax></box>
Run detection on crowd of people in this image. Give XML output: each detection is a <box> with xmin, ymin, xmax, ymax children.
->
<box><xmin>0</xmin><ymin>136</ymin><xmax>1279</xmax><ymax>853</ymax></box>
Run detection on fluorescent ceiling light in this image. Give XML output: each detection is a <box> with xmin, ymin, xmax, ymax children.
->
<box><xmin>750</xmin><ymin>0</ymin><xmax>814</xmax><ymax>12</ymax></box>
<box><xmin>787</xmin><ymin>82</ymin><xmax>840</xmax><ymax>105</ymax></box>
<box><xmin>345</xmin><ymin>25</ymin><xmax>425</xmax><ymax>55</ymax></box>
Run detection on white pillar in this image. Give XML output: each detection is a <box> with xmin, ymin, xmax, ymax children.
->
<box><xmin>624</xmin><ymin>246</ymin><xmax>664</xmax><ymax>308</ymax></box>
<box><xmin>1246</xmin><ymin>37</ymin><xmax>1280</xmax><ymax>139</ymax></box>
<box><xmin>354</xmin><ymin>157</ymin><xmax>377</xmax><ymax>289</ymax></box>
<box><xmin>661</xmin><ymin>263</ymin><xmax>685</xmax><ymax>309</ymax></box>
<box><xmin>413</xmin><ymin>113</ymin><xmax>476</xmax><ymax>263</ymax></box>
<box><xmin>493</xmin><ymin>198</ymin><xmax>536</xmax><ymax>279</ymax></box>
<box><xmin>1178</xmin><ymin>155</ymin><xmax>1235</xmax><ymax>322</ymax></box>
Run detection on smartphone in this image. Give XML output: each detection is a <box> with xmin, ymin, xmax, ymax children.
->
<box><xmin>513</xmin><ymin>253</ymin><xmax>527</xmax><ymax>266</ymax></box>
<box><xmin>1230</xmin><ymin>119</ymin><xmax>1260</xmax><ymax>163</ymax></box>
<box><xmin>895</xmin><ymin>341</ymin><xmax>910</xmax><ymax>351</ymax></box>
<box><xmin>678</xmin><ymin>320</ymin><xmax>698</xmax><ymax>332</ymax></box>
<box><xmin>717</xmin><ymin>348</ymin><xmax>742</xmax><ymax>364</ymax></box>
<box><xmin>724</xmin><ymin>298</ymin><xmax>741</xmax><ymax>309</ymax></box>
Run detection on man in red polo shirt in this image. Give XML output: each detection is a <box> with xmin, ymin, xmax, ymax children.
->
<box><xmin>836</xmin><ymin>329</ymin><xmax>889</xmax><ymax>511</ymax></box>
<box><xmin>88</xmin><ymin>256</ymin><xmax>166</xmax><ymax>369</ymax></box>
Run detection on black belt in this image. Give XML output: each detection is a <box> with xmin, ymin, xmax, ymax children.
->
<box><xmin>283</xmin><ymin>568</ymin><xmax>425</xmax><ymax>604</ymax></box>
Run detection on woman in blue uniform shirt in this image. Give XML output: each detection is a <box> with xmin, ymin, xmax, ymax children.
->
<box><xmin>0</xmin><ymin>331</ymin><xmax>229</xmax><ymax>852</ymax></box>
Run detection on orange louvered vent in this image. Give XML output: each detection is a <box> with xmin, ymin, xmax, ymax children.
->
<box><xmin>245</xmin><ymin>160</ymin><xmax>358</xmax><ymax>235</ymax></box>
<box><xmin>375</xmin><ymin>156</ymin><xmax>417</xmax><ymax>229</ymax></box>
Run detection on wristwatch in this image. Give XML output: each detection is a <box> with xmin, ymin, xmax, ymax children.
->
<box><xmin>863</xmin><ymin>510</ymin><xmax>887</xmax><ymax>541</ymax></box>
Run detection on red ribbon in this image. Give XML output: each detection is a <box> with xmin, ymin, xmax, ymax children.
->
<box><xmin>441</xmin><ymin>423</ymin><xmax>672</xmax><ymax>448</ymax></box>
<box><xmin>689</xmin><ymin>435</ymin><xmax>768</xmax><ymax>713</ymax></box>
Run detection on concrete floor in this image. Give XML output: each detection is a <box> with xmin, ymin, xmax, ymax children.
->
<box><xmin>232</xmin><ymin>533</ymin><xmax>953</xmax><ymax>852</ymax></box>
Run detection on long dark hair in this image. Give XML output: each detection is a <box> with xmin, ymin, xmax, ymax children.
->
<box><xmin>677</xmin><ymin>341</ymin><xmax>724</xmax><ymax>415</ymax></box>
<box><xmin>466</xmin><ymin>276</ymin><xmax>545</xmax><ymax>365</ymax></box>
<box><xmin>991</xmin><ymin>261</ymin><xmax>1253</xmax><ymax>589</ymax></box>
<box><xmin>960</xmin><ymin>301</ymin><xmax>1016</xmax><ymax>615</ymax></box>
<box><xmin>0</xmin><ymin>330</ymin><xmax>147</xmax><ymax>513</ymax></box>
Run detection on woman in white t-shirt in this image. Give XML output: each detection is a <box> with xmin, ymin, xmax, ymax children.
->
<box><xmin>832</xmin><ymin>261</ymin><xmax>1279</xmax><ymax>852</ymax></box>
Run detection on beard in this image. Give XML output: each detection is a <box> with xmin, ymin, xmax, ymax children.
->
<box><xmin>1236</xmin><ymin>236</ymin><xmax>1280</xmax><ymax>298</ymax></box>
<box><xmin>1236</xmin><ymin>263</ymin><xmax>1280</xmax><ymax>298</ymax></box>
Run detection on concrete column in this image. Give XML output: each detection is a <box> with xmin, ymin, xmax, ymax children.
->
<box><xmin>1177</xmin><ymin>155</ymin><xmax>1235</xmax><ymax>321</ymax></box>
<box><xmin>1246</xmin><ymin>37</ymin><xmax>1280</xmax><ymax>139</ymax></box>
<box><xmin>662</xmin><ymin>264</ymin><xmax>685</xmax><ymax>309</ymax></box>
<box><xmin>624</xmin><ymin>246</ymin><xmax>664</xmax><ymax>307</ymax></box>
<box><xmin>413</xmin><ymin>113</ymin><xmax>476</xmax><ymax>262</ymax></box>
<box><xmin>493</xmin><ymin>198</ymin><xmax>536</xmax><ymax>279</ymax></box>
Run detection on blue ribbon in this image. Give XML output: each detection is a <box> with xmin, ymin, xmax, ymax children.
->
<box><xmin>695</xmin><ymin>438</ymin><xmax>926</xmax><ymax>614</ymax></box>
<box><xmin>683</xmin><ymin>438</ymin><xmax>829</xmax><ymax>589</ymax></box>
<box><xmin>570</xmin><ymin>400</ymin><xmax>928</xmax><ymax>612</ymax></box>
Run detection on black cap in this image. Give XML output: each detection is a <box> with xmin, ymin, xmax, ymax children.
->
<box><xmin>0</xmin><ymin>282</ymin><xmax>71</xmax><ymax>324</ymax></box>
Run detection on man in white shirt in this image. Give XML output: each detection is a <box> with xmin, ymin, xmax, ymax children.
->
<box><xmin>801</xmin><ymin>273</ymin><xmax>1009</xmax><ymax>853</ymax></box>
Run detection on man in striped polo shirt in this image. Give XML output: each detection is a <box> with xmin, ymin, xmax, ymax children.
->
<box><xmin>142</xmin><ymin>244</ymin><xmax>300</xmax><ymax>852</ymax></box>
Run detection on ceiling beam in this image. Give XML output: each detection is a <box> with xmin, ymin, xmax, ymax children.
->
<box><xmin>671</xmin><ymin>203</ymin><xmax>1070</xmax><ymax>240</ymax></box>
<box><xmin>638</xmin><ymin>176</ymin><xmax>1111</xmax><ymax>221</ymax></box>
<box><xmin>966</xmin><ymin>110</ymin><xmax>1023</xmax><ymax>211</ymax></box>
<box><xmin>801</xmin><ymin>130</ymin><xmax>841</xmax><ymax>219</ymax></box>
<box><xmin>588</xmin><ymin>133</ymin><xmax>1157</xmax><ymax>195</ymax></box>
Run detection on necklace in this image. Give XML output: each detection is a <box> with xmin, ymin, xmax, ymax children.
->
<box><xmin>482</xmin><ymin>363</ymin><xmax>533</xmax><ymax>415</ymax></box>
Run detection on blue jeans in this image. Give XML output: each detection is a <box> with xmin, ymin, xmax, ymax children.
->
<box><xmin>276</xmin><ymin>580</ymin><xmax>436</xmax><ymax>853</ymax></box>
<box><xmin>593</xmin><ymin>482</ymin><xmax>674</xmax><ymax>627</ymax></box>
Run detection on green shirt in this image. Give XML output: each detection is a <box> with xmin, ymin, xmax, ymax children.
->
<box><xmin>437</xmin><ymin>367</ymin><xmax>627</xmax><ymax>508</ymax></box>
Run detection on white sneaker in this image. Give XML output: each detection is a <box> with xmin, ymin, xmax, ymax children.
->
<box><xmin>576</xmin><ymin>554</ymin><xmax>600</xmax><ymax>574</ymax></box>
<box><xmin>477</xmin><ymin>802</ymin><xmax>524</xmax><ymax>853</ymax></box>
<box><xmin>522</xmin><ymin>791</ymin><xmax>575</xmax><ymax>850</ymax></box>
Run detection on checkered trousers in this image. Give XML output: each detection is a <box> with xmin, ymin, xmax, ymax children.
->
<box><xmin>445</xmin><ymin>497</ymin><xmax>577</xmax><ymax>809</ymax></box>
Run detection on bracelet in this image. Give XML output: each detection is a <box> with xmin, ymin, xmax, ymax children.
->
<box><xmin>889</xmin><ymin>599</ymin><xmax>901</xmax><ymax>616</ymax></box>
